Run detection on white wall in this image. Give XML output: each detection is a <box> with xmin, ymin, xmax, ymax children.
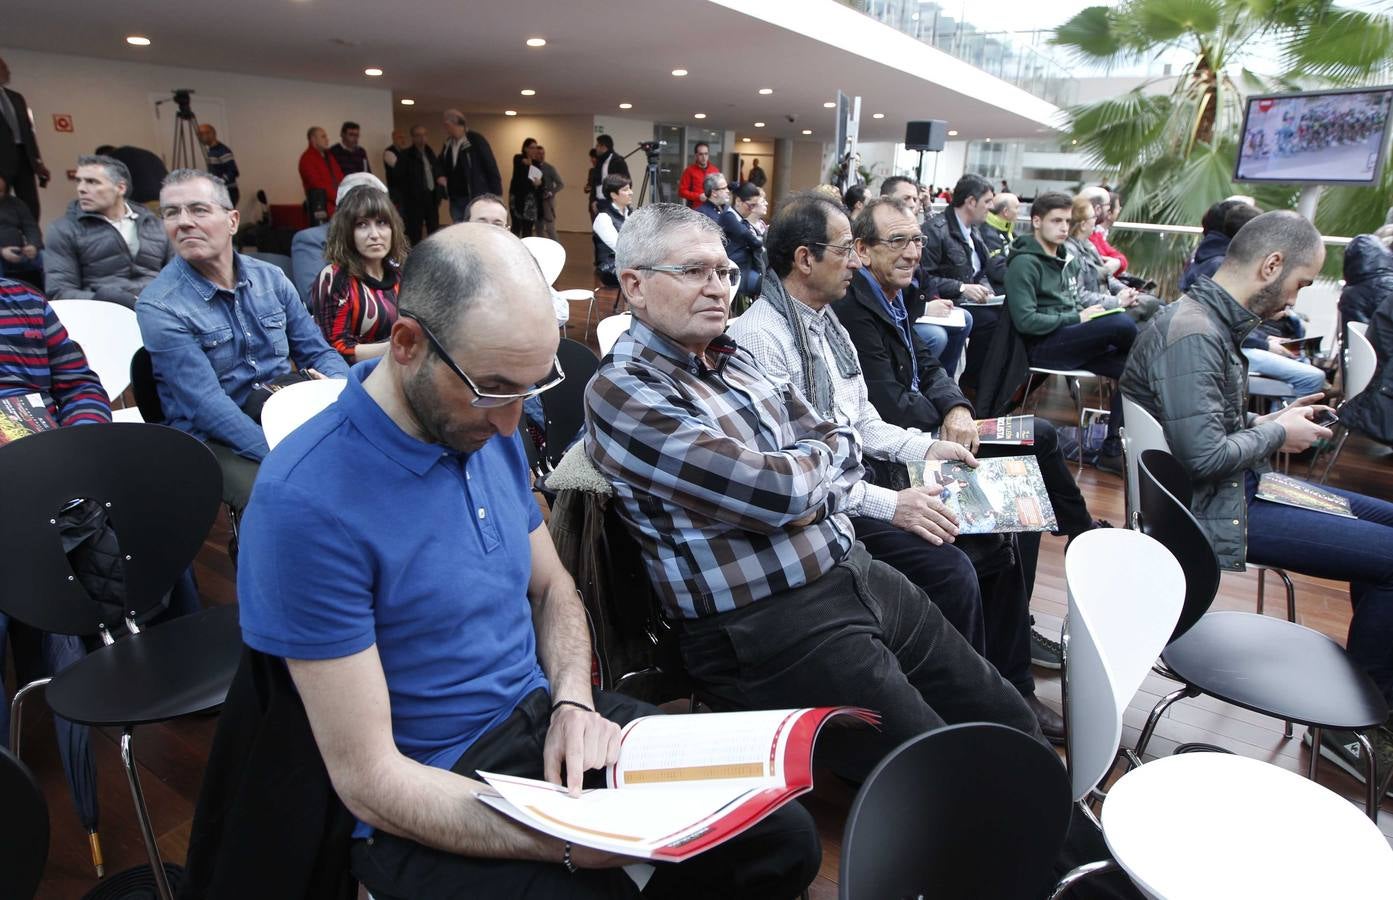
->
<box><xmin>2</xmin><ymin>47</ymin><xmax>393</xmax><ymax>230</ymax></box>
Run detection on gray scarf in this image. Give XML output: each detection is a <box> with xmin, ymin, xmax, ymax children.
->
<box><xmin>759</xmin><ymin>272</ymin><xmax>861</xmax><ymax>420</ymax></box>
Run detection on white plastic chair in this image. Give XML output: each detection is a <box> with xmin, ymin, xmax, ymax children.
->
<box><xmin>521</xmin><ymin>236</ymin><xmax>566</xmax><ymax>286</ymax></box>
<box><xmin>1023</xmin><ymin>366</ymin><xmax>1106</xmax><ymax>475</ymax></box>
<box><xmin>48</xmin><ymin>299</ymin><xmax>144</xmax><ymax>409</ymax></box>
<box><xmin>1314</xmin><ymin>322</ymin><xmax>1377</xmax><ymax>482</ymax></box>
<box><xmin>1349</xmin><ymin>320</ymin><xmax>1369</xmax><ymax>338</ymax></box>
<box><xmin>261</xmin><ymin>378</ymin><xmax>348</xmax><ymax>450</ymax></box>
<box><xmin>596</xmin><ymin>313</ymin><xmax>632</xmax><ymax>357</ymax></box>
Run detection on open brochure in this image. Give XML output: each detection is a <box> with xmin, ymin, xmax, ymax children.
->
<box><xmin>907</xmin><ymin>456</ymin><xmax>1058</xmax><ymax>533</ymax></box>
<box><xmin>916</xmin><ymin>308</ymin><xmax>968</xmax><ymax>329</ymax></box>
<box><xmin>1255</xmin><ymin>472</ymin><xmax>1354</xmax><ymax>518</ymax></box>
<box><xmin>963</xmin><ymin>294</ymin><xmax>1006</xmax><ymax>307</ymax></box>
<box><xmin>0</xmin><ymin>392</ymin><xmax>56</xmax><ymax>446</ymax></box>
<box><xmin>930</xmin><ymin>415</ymin><xmax>1035</xmax><ymax>446</ymax></box>
<box><xmin>476</xmin><ymin>707</ymin><xmax>878</xmax><ymax>861</ymax></box>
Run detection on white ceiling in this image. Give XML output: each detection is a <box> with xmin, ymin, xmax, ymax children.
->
<box><xmin>1</xmin><ymin>0</ymin><xmax>1060</xmax><ymax>143</ymax></box>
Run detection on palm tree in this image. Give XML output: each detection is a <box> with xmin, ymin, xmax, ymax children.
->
<box><xmin>1052</xmin><ymin>0</ymin><xmax>1393</xmax><ymax>289</ymax></box>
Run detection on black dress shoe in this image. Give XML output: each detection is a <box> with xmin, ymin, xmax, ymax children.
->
<box><xmin>1025</xmin><ymin>693</ymin><xmax>1065</xmax><ymax>745</ymax></box>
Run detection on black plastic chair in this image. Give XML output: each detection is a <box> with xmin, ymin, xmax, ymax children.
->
<box><xmin>541</xmin><ymin>338</ymin><xmax>601</xmax><ymax>469</ymax></box>
<box><xmin>0</xmin><ymin>746</ymin><xmax>49</xmax><ymax>900</ymax></box>
<box><xmin>0</xmin><ymin>423</ymin><xmax>242</xmax><ymax>900</ymax></box>
<box><xmin>840</xmin><ymin>722</ymin><xmax>1072</xmax><ymax>900</ymax></box>
<box><xmin>1135</xmin><ymin>449</ymin><xmax>1389</xmax><ymax>819</ymax></box>
<box><xmin>130</xmin><ymin>347</ymin><xmax>165</xmax><ymax>424</ymax></box>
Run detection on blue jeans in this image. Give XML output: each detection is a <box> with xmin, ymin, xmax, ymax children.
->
<box><xmin>1246</xmin><ymin>474</ymin><xmax>1393</xmax><ymax>705</ymax></box>
<box><xmin>1242</xmin><ymin>348</ymin><xmax>1325</xmax><ymax>396</ymax></box>
<box><xmin>912</xmin><ymin>306</ymin><xmax>974</xmax><ymax>376</ymax></box>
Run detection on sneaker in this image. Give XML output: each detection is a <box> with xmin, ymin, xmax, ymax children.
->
<box><xmin>1030</xmin><ymin>627</ymin><xmax>1062</xmax><ymax>670</ymax></box>
<box><xmin>1304</xmin><ymin>727</ymin><xmax>1393</xmax><ymax>796</ymax></box>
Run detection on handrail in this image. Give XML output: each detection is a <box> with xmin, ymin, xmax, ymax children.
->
<box><xmin>1111</xmin><ymin>220</ymin><xmax>1353</xmax><ymax>247</ymax></box>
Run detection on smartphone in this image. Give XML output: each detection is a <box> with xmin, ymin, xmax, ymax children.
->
<box><xmin>1311</xmin><ymin>409</ymin><xmax>1339</xmax><ymax>427</ymax></box>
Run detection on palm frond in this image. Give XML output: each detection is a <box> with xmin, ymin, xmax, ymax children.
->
<box><xmin>1122</xmin><ymin>0</ymin><xmax>1224</xmax><ymax>43</ymax></box>
<box><xmin>1067</xmin><ymin>92</ymin><xmax>1174</xmax><ymax>166</ymax></box>
<box><xmin>1282</xmin><ymin>9</ymin><xmax>1393</xmax><ymax>85</ymax></box>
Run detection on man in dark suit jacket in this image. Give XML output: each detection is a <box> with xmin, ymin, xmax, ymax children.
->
<box><xmin>437</xmin><ymin>109</ymin><xmax>502</xmax><ymax>224</ymax></box>
<box><xmin>0</xmin><ymin>57</ymin><xmax>51</xmax><ymax>222</ymax></box>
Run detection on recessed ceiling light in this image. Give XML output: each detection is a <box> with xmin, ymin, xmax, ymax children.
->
<box><xmin>505</xmin><ymin>110</ymin><xmax>518</xmax><ymax>116</ymax></box>
<box><xmin>947</xmin><ymin>129</ymin><xmax>959</xmax><ymax>136</ymax></box>
<box><xmin>520</xmin><ymin>89</ymin><xmax>536</xmax><ymax>96</ymax></box>
<box><xmin>742</xmin><ymin>137</ymin><xmax>751</xmax><ymax>143</ymax></box>
<box><xmin>694</xmin><ymin>113</ymin><xmax>706</xmax><ymax>119</ymax></box>
<box><xmin>364</xmin><ymin>67</ymin><xmax>383</xmax><ymax>77</ymax></box>
<box><xmin>400</xmin><ymin>98</ymin><xmax>415</xmax><ymax>106</ymax></box>
<box><xmin>872</xmin><ymin>112</ymin><xmax>885</xmax><ymax>119</ymax></box>
<box><xmin>802</xmin><ymin>129</ymin><xmax>812</xmax><ymax>135</ymax></box>
<box><xmin>618</xmin><ymin>102</ymin><xmax>633</xmax><ymax>110</ymax></box>
<box><xmin>754</xmin><ymin>121</ymin><xmax>765</xmax><ymax>127</ymax></box>
<box><xmin>758</xmin><ymin>88</ymin><xmax>773</xmax><ymax>95</ymax></box>
<box><xmin>126</xmin><ymin>35</ymin><xmax>151</xmax><ymax>46</ymax></box>
<box><xmin>526</xmin><ymin>38</ymin><xmax>547</xmax><ymax>47</ymax></box>
<box><xmin>672</xmin><ymin>68</ymin><xmax>688</xmax><ymax>77</ymax></box>
<box><xmin>822</xmin><ymin>101</ymin><xmax>836</xmax><ymax>108</ymax></box>
<box><xmin>985</xmin><ymin>137</ymin><xmax>992</xmax><ymax>143</ymax></box>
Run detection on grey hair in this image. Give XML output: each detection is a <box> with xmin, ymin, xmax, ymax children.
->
<box><xmin>161</xmin><ymin>168</ymin><xmax>233</xmax><ymax>209</ymax></box>
<box><xmin>990</xmin><ymin>193</ymin><xmax>1017</xmax><ymax>214</ymax></box>
<box><xmin>1221</xmin><ymin>210</ymin><xmax>1324</xmax><ymax>272</ymax></box>
<box><xmin>702</xmin><ymin>172</ymin><xmax>726</xmax><ymax>196</ymax></box>
<box><xmin>77</xmin><ymin>154</ymin><xmax>131</xmax><ymax>191</ymax></box>
<box><xmin>443</xmin><ymin>108</ymin><xmax>467</xmax><ymax>127</ymax></box>
<box><xmin>615</xmin><ymin>203</ymin><xmax>721</xmax><ymax>273</ymax></box>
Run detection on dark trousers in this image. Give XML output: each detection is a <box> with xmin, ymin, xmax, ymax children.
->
<box><xmin>1247</xmin><ymin>478</ymin><xmax>1393</xmax><ymax>706</ymax></box>
<box><xmin>8</xmin><ymin>154</ymin><xmax>41</xmax><ymax>222</ymax></box>
<box><xmin>1026</xmin><ymin>315</ymin><xmax>1138</xmax><ymax>440</ymax></box>
<box><xmin>677</xmin><ymin>544</ymin><xmax>1043</xmax><ymax>782</ymax></box>
<box><xmin>403</xmin><ymin>194</ymin><xmax>440</xmax><ymax>243</ymax></box>
<box><xmin>960</xmin><ymin>305</ymin><xmax>1000</xmax><ymax>387</ymax></box>
<box><xmin>349</xmin><ymin>689</ymin><xmax>821</xmax><ymax>900</ymax></box>
<box><xmin>207</xmin><ymin>440</ymin><xmax>260</xmax><ymax>514</ymax></box>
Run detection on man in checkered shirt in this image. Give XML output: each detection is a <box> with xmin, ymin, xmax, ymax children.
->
<box><xmin>584</xmin><ymin>203</ymin><xmax>1042</xmax><ymax>778</ymax></box>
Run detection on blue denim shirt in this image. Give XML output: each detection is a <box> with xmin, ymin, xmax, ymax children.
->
<box><xmin>137</xmin><ymin>253</ymin><xmax>349</xmax><ymax>460</ymax></box>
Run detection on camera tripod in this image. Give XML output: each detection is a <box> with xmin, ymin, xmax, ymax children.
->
<box><xmin>623</xmin><ymin>144</ymin><xmax>665</xmax><ymax>207</ymax></box>
<box><xmin>155</xmin><ymin>89</ymin><xmax>210</xmax><ymax>171</ymax></box>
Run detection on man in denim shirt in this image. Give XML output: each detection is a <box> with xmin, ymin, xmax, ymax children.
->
<box><xmin>137</xmin><ymin>169</ymin><xmax>347</xmax><ymax>512</ymax></box>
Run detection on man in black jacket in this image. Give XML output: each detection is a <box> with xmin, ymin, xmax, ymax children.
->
<box><xmin>0</xmin><ymin>56</ymin><xmax>50</xmax><ymax>221</ymax></box>
<box><xmin>397</xmin><ymin>126</ymin><xmax>441</xmax><ymax>242</ymax></box>
<box><xmin>919</xmin><ymin>174</ymin><xmax>1004</xmax><ymax>383</ymax></box>
<box><xmin>437</xmin><ymin>110</ymin><xmax>502</xmax><ymax>224</ymax></box>
<box><xmin>591</xmin><ymin>134</ymin><xmax>629</xmax><ymax>205</ymax></box>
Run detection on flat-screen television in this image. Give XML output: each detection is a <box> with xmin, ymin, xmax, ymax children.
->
<box><xmin>1234</xmin><ymin>86</ymin><xmax>1393</xmax><ymax>185</ymax></box>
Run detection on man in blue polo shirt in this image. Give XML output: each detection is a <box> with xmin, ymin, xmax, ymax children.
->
<box><xmin>236</xmin><ymin>224</ymin><xmax>820</xmax><ymax>899</ymax></box>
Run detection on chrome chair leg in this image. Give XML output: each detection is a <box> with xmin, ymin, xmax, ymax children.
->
<box><xmin>1134</xmin><ymin>684</ymin><xmax>1196</xmax><ymax>761</ymax></box>
<box><xmin>1317</xmin><ymin>427</ymin><xmax>1351</xmax><ymax>484</ymax></box>
<box><xmin>1049</xmin><ymin>859</ymin><xmax>1120</xmax><ymax>899</ymax></box>
<box><xmin>1307</xmin><ymin>727</ymin><xmax>1322</xmax><ymax>781</ymax></box>
<box><xmin>1256</xmin><ymin>567</ymin><xmax>1266</xmax><ymax>615</ymax></box>
<box><xmin>8</xmin><ymin>677</ymin><xmax>51</xmax><ymax>759</ymax></box>
<box><xmin>121</xmin><ymin>728</ymin><xmax>173</xmax><ymax>900</ymax></box>
<box><xmin>1353</xmin><ymin>731</ymin><xmax>1380</xmax><ymax>823</ymax></box>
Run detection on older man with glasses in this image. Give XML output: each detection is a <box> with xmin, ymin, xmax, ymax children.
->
<box><xmin>235</xmin><ymin>222</ymin><xmax>821</xmax><ymax>899</ymax></box>
<box><xmin>137</xmin><ymin>168</ymin><xmax>347</xmax><ymax>513</ymax></box>
<box><xmin>585</xmin><ymin>203</ymin><xmax>1043</xmax><ymax>782</ymax></box>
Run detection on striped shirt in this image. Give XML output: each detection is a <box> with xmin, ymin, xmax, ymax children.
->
<box><xmin>205</xmin><ymin>141</ymin><xmax>239</xmax><ymax>190</ymax></box>
<box><xmin>584</xmin><ymin>317</ymin><xmax>862</xmax><ymax>620</ymax></box>
<box><xmin>0</xmin><ymin>279</ymin><xmax>112</xmax><ymax>425</ymax></box>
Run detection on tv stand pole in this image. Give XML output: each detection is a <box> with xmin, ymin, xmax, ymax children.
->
<box><xmin>1296</xmin><ymin>185</ymin><xmax>1323</xmax><ymax>223</ymax></box>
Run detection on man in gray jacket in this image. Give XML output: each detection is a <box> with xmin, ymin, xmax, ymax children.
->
<box><xmin>44</xmin><ymin>154</ymin><xmax>171</xmax><ymax>308</ymax></box>
<box><xmin>1121</xmin><ymin>210</ymin><xmax>1393</xmax><ymax>775</ymax></box>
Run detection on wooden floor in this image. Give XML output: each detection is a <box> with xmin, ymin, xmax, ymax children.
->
<box><xmin>22</xmin><ymin>231</ymin><xmax>1393</xmax><ymax>897</ymax></box>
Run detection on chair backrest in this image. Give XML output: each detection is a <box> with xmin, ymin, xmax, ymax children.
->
<box><xmin>542</xmin><ymin>339</ymin><xmax>601</xmax><ymax>468</ymax></box>
<box><xmin>1346</xmin><ymin>321</ymin><xmax>1377</xmax><ymax>401</ymax></box>
<box><xmin>1062</xmin><ymin>528</ymin><xmax>1184</xmax><ymax>802</ymax></box>
<box><xmin>0</xmin><ymin>747</ymin><xmax>48</xmax><ymax>900</ymax></box>
<box><xmin>521</xmin><ymin>236</ymin><xmax>567</xmax><ymax>286</ymax></box>
<box><xmin>129</xmin><ymin>347</ymin><xmax>165</xmax><ymax>423</ymax></box>
<box><xmin>1349</xmin><ymin>320</ymin><xmax>1369</xmax><ymax>338</ymax></box>
<box><xmin>1138</xmin><ymin>449</ymin><xmax>1220</xmax><ymax>642</ymax></box>
<box><xmin>244</xmin><ymin>251</ymin><xmax>295</xmax><ymax>282</ymax></box>
<box><xmin>596</xmin><ymin>313</ymin><xmax>632</xmax><ymax>357</ymax></box>
<box><xmin>262</xmin><ymin>378</ymin><xmax>348</xmax><ymax>450</ymax></box>
<box><xmin>48</xmin><ymin>299</ymin><xmax>143</xmax><ymax>403</ymax></box>
<box><xmin>0</xmin><ymin>423</ymin><xmax>223</xmax><ymax>636</ymax></box>
<box><xmin>1119</xmin><ymin>393</ymin><xmax>1169</xmax><ymax>529</ymax></box>
<box><xmin>839</xmin><ymin>722</ymin><xmax>1071</xmax><ymax>900</ymax></box>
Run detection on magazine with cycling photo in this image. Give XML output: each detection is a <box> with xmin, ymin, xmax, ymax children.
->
<box><xmin>906</xmin><ymin>456</ymin><xmax>1058</xmax><ymax>534</ymax></box>
<box><xmin>1255</xmin><ymin>472</ymin><xmax>1355</xmax><ymax>518</ymax></box>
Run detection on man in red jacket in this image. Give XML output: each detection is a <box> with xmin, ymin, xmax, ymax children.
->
<box><xmin>677</xmin><ymin>143</ymin><xmax>720</xmax><ymax>208</ymax></box>
<box><xmin>299</xmin><ymin>126</ymin><xmax>344</xmax><ymax>222</ymax></box>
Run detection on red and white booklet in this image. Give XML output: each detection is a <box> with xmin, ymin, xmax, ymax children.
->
<box><xmin>476</xmin><ymin>706</ymin><xmax>877</xmax><ymax>861</ymax></box>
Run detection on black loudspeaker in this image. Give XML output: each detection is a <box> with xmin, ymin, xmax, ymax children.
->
<box><xmin>905</xmin><ymin>120</ymin><xmax>948</xmax><ymax>152</ymax></box>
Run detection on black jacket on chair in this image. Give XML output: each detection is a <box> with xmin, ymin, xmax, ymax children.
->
<box><xmin>1339</xmin><ymin>291</ymin><xmax>1393</xmax><ymax>446</ymax></box>
<box><xmin>1340</xmin><ymin>234</ymin><xmax>1393</xmax><ymax>326</ymax></box>
<box><xmin>832</xmin><ymin>271</ymin><xmax>971</xmax><ymax>433</ymax></box>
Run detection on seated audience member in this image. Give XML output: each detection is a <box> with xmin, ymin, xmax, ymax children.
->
<box><xmin>44</xmin><ymin>154</ymin><xmax>171</xmax><ymax>308</ymax></box>
<box><xmin>311</xmin><ymin>186</ymin><xmax>408</xmax><ymax>363</ymax></box>
<box><xmin>238</xmin><ymin>223</ymin><xmax>820</xmax><ymax>898</ymax></box>
<box><xmin>1006</xmin><ymin>192</ymin><xmax>1137</xmax><ymax>475</ymax></box>
<box><xmin>0</xmin><ymin>277</ymin><xmax>109</xmax><ymax>424</ymax></box>
<box><xmin>1065</xmin><ymin>195</ymin><xmax>1161</xmax><ymax>323</ymax></box>
<box><xmin>723</xmin><ymin>182</ymin><xmax>767</xmax><ymax>310</ymax></box>
<box><xmin>1341</xmin><ymin>273</ymin><xmax>1393</xmax><ymax>447</ymax></box>
<box><xmin>1340</xmin><ymin>225</ymin><xmax>1393</xmax><ymax>326</ymax></box>
<box><xmin>980</xmin><ymin>192</ymin><xmax>1018</xmax><ymax>293</ymax></box>
<box><xmin>138</xmin><ymin>169</ymin><xmax>348</xmax><ymax>513</ymax></box>
<box><xmin>919</xmin><ymin>175</ymin><xmax>1002</xmax><ymax>381</ymax></box>
<box><xmin>1121</xmin><ymin>210</ymin><xmax>1393</xmax><ymax>769</ymax></box>
<box><xmin>695</xmin><ymin>172</ymin><xmax>730</xmax><ymax>223</ymax></box>
<box><xmin>0</xmin><ymin>172</ymin><xmax>42</xmax><ymax>286</ymax></box>
<box><xmin>508</xmin><ymin>138</ymin><xmax>542</xmax><ymax>239</ymax></box>
<box><xmin>584</xmin><ymin>203</ymin><xmax>1044</xmax><ymax>780</ymax></box>
<box><xmin>1088</xmin><ymin>188</ymin><xmax>1129</xmax><ymax>275</ymax></box>
<box><xmin>298</xmin><ymin>127</ymin><xmax>344</xmax><ymax>222</ymax></box>
<box><xmin>463</xmin><ymin>192</ymin><xmax>509</xmax><ymax>228</ymax></box>
<box><xmin>291</xmin><ymin>173</ymin><xmax>390</xmax><ymax>305</ymax></box>
<box><xmin>730</xmin><ymin>193</ymin><xmax>1066</xmax><ymax>739</ymax></box>
<box><xmin>93</xmin><ymin>144</ymin><xmax>167</xmax><ymax>204</ymax></box>
<box><xmin>843</xmin><ymin>183</ymin><xmax>867</xmax><ymax>220</ymax></box>
<box><xmin>1179</xmin><ymin>199</ymin><xmax>1250</xmax><ymax>293</ymax></box>
<box><xmin>328</xmin><ymin>121</ymin><xmax>371</xmax><ymax>177</ymax></box>
<box><xmin>592</xmin><ymin>174</ymin><xmax>632</xmax><ymax>288</ymax></box>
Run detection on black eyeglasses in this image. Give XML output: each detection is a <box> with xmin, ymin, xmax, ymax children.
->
<box><xmin>400</xmin><ymin>312</ymin><xmax>565</xmax><ymax>408</ymax></box>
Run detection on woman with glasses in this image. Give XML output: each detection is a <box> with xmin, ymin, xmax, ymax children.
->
<box><xmin>311</xmin><ymin>186</ymin><xmax>409</xmax><ymax>363</ymax></box>
<box><xmin>592</xmin><ymin>173</ymin><xmax>632</xmax><ymax>288</ymax></box>
<box><xmin>1065</xmin><ymin>194</ymin><xmax>1160</xmax><ymax>323</ymax></box>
